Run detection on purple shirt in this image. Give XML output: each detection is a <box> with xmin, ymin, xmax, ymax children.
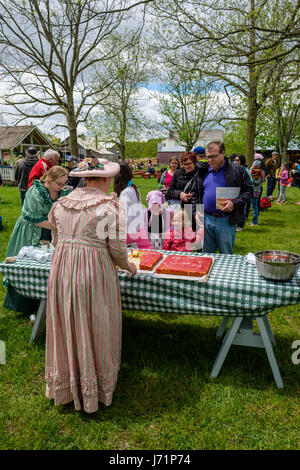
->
<box><xmin>203</xmin><ymin>161</ymin><xmax>227</xmax><ymax>213</ymax></box>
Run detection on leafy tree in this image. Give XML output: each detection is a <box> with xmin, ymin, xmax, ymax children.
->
<box><xmin>156</xmin><ymin>65</ymin><xmax>221</xmax><ymax>151</ymax></box>
<box><xmin>223</xmin><ymin>120</ymin><xmax>248</xmax><ymax>158</ymax></box>
<box><xmin>86</xmin><ymin>33</ymin><xmax>153</xmax><ymax>160</ymax></box>
<box><xmin>150</xmin><ymin>0</ymin><xmax>300</xmax><ymax>165</ymax></box>
<box><xmin>141</xmin><ymin>138</ymin><xmax>162</xmax><ymax>160</ymax></box>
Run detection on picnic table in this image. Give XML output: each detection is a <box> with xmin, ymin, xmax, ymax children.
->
<box><xmin>1</xmin><ymin>250</ymin><xmax>300</xmax><ymax>389</ymax></box>
<box><xmin>133</xmin><ymin>170</ymin><xmax>161</xmax><ymax>179</ymax></box>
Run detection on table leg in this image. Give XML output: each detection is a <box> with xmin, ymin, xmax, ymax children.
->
<box><xmin>29</xmin><ymin>300</ymin><xmax>46</xmax><ymax>344</ymax></box>
<box><xmin>262</xmin><ymin>315</ymin><xmax>276</xmax><ymax>345</ymax></box>
<box><xmin>216</xmin><ymin>317</ymin><xmax>229</xmax><ymax>339</ymax></box>
<box><xmin>210</xmin><ymin>317</ymin><xmax>243</xmax><ymax>379</ymax></box>
<box><xmin>256</xmin><ymin>317</ymin><xmax>283</xmax><ymax>389</ymax></box>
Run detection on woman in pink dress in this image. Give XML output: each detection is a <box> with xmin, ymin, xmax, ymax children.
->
<box><xmin>45</xmin><ymin>158</ymin><xmax>137</xmax><ymax>413</ymax></box>
<box><xmin>158</xmin><ymin>157</ymin><xmax>180</xmax><ymax>190</ymax></box>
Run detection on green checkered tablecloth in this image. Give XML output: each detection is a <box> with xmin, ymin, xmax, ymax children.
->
<box><xmin>1</xmin><ymin>250</ymin><xmax>300</xmax><ymax>318</ymax></box>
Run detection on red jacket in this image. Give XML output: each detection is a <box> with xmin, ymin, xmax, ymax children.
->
<box><xmin>260</xmin><ymin>197</ymin><xmax>271</xmax><ymax>209</ymax></box>
<box><xmin>28</xmin><ymin>159</ymin><xmax>51</xmax><ymax>188</ymax></box>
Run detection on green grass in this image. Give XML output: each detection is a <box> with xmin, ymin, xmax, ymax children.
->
<box><xmin>0</xmin><ymin>181</ymin><xmax>300</xmax><ymax>450</ymax></box>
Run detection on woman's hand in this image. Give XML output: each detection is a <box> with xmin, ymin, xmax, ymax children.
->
<box><xmin>128</xmin><ymin>262</ymin><xmax>137</xmax><ymax>276</ymax></box>
<box><xmin>35</xmin><ymin>221</ymin><xmax>51</xmax><ymax>229</ymax></box>
<box><xmin>180</xmin><ymin>192</ymin><xmax>192</xmax><ymax>203</ymax></box>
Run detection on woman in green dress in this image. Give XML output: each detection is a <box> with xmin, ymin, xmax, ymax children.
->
<box><xmin>4</xmin><ymin>166</ymin><xmax>69</xmax><ymax>313</ymax></box>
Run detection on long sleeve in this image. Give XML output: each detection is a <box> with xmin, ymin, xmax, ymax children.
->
<box><xmin>230</xmin><ymin>166</ymin><xmax>253</xmax><ymax>210</ymax></box>
<box><xmin>48</xmin><ymin>203</ymin><xmax>58</xmax><ymax>246</ymax></box>
<box><xmin>107</xmin><ymin>201</ymin><xmax>132</xmax><ymax>271</ymax></box>
<box><xmin>22</xmin><ymin>186</ymin><xmax>49</xmax><ymax>224</ymax></box>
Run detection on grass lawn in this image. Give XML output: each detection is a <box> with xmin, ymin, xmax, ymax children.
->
<box><xmin>0</xmin><ymin>179</ymin><xmax>299</xmax><ymax>450</ymax></box>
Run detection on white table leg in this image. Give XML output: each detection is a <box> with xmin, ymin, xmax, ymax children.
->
<box><xmin>262</xmin><ymin>315</ymin><xmax>276</xmax><ymax>345</ymax></box>
<box><xmin>210</xmin><ymin>317</ymin><xmax>243</xmax><ymax>379</ymax></box>
<box><xmin>216</xmin><ymin>316</ymin><xmax>229</xmax><ymax>339</ymax></box>
<box><xmin>256</xmin><ymin>317</ymin><xmax>283</xmax><ymax>389</ymax></box>
<box><xmin>29</xmin><ymin>300</ymin><xmax>46</xmax><ymax>344</ymax></box>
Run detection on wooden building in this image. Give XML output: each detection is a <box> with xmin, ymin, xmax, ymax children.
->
<box><xmin>157</xmin><ymin>129</ymin><xmax>224</xmax><ymax>165</ymax></box>
<box><xmin>59</xmin><ymin>137</ymin><xmax>118</xmax><ymax>162</ymax></box>
<box><xmin>0</xmin><ymin>125</ymin><xmax>55</xmax><ymax>181</ymax></box>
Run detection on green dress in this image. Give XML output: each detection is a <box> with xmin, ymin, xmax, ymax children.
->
<box><xmin>6</xmin><ymin>180</ymin><xmax>68</xmax><ymax>257</ymax></box>
<box><xmin>4</xmin><ymin>180</ymin><xmax>69</xmax><ymax>313</ymax></box>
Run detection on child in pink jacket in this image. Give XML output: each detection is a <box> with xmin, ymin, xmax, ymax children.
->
<box><xmin>163</xmin><ymin>209</ymin><xmax>204</xmax><ymax>252</ymax></box>
<box><xmin>277</xmin><ymin>163</ymin><xmax>289</xmax><ymax>205</ymax></box>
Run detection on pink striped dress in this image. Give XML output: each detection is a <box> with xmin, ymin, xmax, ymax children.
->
<box><xmin>45</xmin><ymin>187</ymin><xmax>132</xmax><ymax>413</ymax></box>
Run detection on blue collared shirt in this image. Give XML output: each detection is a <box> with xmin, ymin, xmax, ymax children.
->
<box><xmin>202</xmin><ymin>160</ymin><xmax>227</xmax><ymax>213</ymax></box>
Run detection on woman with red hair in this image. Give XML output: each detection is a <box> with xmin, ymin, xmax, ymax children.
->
<box><xmin>166</xmin><ymin>151</ymin><xmax>198</xmax><ymax>209</ymax></box>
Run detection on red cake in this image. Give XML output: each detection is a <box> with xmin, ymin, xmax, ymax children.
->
<box><xmin>130</xmin><ymin>250</ymin><xmax>163</xmax><ymax>271</ymax></box>
<box><xmin>155</xmin><ymin>255</ymin><xmax>213</xmax><ymax>277</ymax></box>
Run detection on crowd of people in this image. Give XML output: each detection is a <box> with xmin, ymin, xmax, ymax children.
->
<box><xmin>2</xmin><ymin>142</ymin><xmax>300</xmax><ymax>413</ymax></box>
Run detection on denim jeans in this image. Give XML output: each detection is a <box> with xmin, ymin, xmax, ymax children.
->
<box><xmin>266</xmin><ymin>176</ymin><xmax>276</xmax><ymax>197</ymax></box>
<box><xmin>278</xmin><ymin>185</ymin><xmax>287</xmax><ymax>203</ymax></box>
<box><xmin>251</xmin><ymin>197</ymin><xmax>259</xmax><ymax>224</ymax></box>
<box><xmin>20</xmin><ymin>191</ymin><xmax>26</xmax><ymax>206</ymax></box>
<box><xmin>203</xmin><ymin>214</ymin><xmax>236</xmax><ymax>254</ymax></box>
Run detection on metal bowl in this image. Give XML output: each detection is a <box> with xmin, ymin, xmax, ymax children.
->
<box><xmin>255</xmin><ymin>250</ymin><xmax>300</xmax><ymax>281</ymax></box>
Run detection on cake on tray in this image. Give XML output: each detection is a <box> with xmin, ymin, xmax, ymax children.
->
<box><xmin>155</xmin><ymin>255</ymin><xmax>213</xmax><ymax>277</ymax></box>
<box><xmin>130</xmin><ymin>249</ymin><xmax>163</xmax><ymax>271</ymax></box>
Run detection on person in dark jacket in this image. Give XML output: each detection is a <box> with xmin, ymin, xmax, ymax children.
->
<box><xmin>66</xmin><ymin>155</ymin><xmax>82</xmax><ymax>189</ymax></box>
<box><xmin>14</xmin><ymin>147</ymin><xmax>39</xmax><ymax>205</ymax></box>
<box><xmin>191</xmin><ymin>141</ymin><xmax>253</xmax><ymax>254</ymax></box>
<box><xmin>166</xmin><ymin>151</ymin><xmax>198</xmax><ymax>206</ymax></box>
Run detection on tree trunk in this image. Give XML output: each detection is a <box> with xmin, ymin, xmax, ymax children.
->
<box><xmin>245</xmin><ymin>94</ymin><xmax>258</xmax><ymax>168</ymax></box>
<box><xmin>120</xmin><ymin>142</ymin><xmax>126</xmax><ymax>160</ymax></box>
<box><xmin>245</xmin><ymin>1</ymin><xmax>258</xmax><ymax>168</ymax></box>
<box><xmin>67</xmin><ymin>114</ymin><xmax>78</xmax><ymax>156</ymax></box>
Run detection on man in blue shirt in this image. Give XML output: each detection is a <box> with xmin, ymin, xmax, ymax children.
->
<box><xmin>191</xmin><ymin>141</ymin><xmax>253</xmax><ymax>254</ymax></box>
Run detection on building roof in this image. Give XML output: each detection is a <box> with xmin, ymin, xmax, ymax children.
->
<box><xmin>59</xmin><ymin>137</ymin><xmax>114</xmax><ymax>156</ymax></box>
<box><xmin>0</xmin><ymin>125</ymin><xmax>53</xmax><ymax>150</ymax></box>
<box><xmin>159</xmin><ymin>129</ymin><xmax>225</xmax><ymax>152</ymax></box>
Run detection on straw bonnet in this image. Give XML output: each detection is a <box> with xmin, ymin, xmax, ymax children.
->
<box><xmin>69</xmin><ymin>158</ymin><xmax>120</xmax><ymax>178</ymax></box>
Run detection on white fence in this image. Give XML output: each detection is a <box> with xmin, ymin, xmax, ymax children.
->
<box><xmin>0</xmin><ymin>166</ymin><xmax>15</xmax><ymax>181</ymax></box>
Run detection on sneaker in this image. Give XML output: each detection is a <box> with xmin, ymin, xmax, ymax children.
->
<box><xmin>276</xmin><ymin>201</ymin><xmax>281</xmax><ymax>205</ymax></box>
<box><xmin>249</xmin><ymin>222</ymin><xmax>258</xmax><ymax>226</ymax></box>
<box><xmin>236</xmin><ymin>227</ymin><xmax>243</xmax><ymax>232</ymax></box>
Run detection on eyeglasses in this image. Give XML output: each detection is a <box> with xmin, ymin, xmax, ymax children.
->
<box><xmin>235</xmin><ymin>159</ymin><xmax>240</xmax><ymax>162</ymax></box>
<box><xmin>55</xmin><ymin>181</ymin><xmax>66</xmax><ymax>188</ymax></box>
<box><xmin>206</xmin><ymin>154</ymin><xmax>220</xmax><ymax>160</ymax></box>
<box><xmin>183</xmin><ymin>161</ymin><xmax>193</xmax><ymax>167</ymax></box>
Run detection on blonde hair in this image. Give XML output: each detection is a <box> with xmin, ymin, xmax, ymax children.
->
<box><xmin>40</xmin><ymin>165</ymin><xmax>68</xmax><ymax>183</ymax></box>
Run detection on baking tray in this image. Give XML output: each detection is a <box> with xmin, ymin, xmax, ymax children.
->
<box><xmin>153</xmin><ymin>255</ymin><xmax>214</xmax><ymax>283</ymax></box>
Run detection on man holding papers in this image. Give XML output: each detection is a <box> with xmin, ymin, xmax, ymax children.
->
<box><xmin>191</xmin><ymin>141</ymin><xmax>253</xmax><ymax>254</ymax></box>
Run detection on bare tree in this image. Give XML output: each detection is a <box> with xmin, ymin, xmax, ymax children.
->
<box><xmin>87</xmin><ymin>33</ymin><xmax>154</xmax><ymax>160</ymax></box>
<box><xmin>156</xmin><ymin>63</ymin><xmax>222</xmax><ymax>151</ymax></box>
<box><xmin>150</xmin><ymin>0</ymin><xmax>300</xmax><ymax>165</ymax></box>
<box><xmin>0</xmin><ymin>0</ymin><xmax>152</xmax><ymax>154</ymax></box>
